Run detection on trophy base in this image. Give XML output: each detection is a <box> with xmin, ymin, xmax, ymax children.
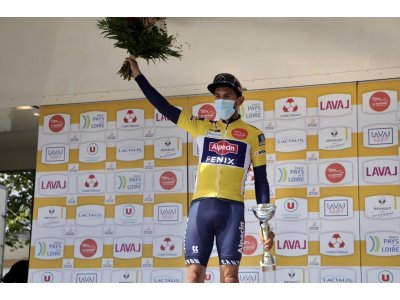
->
<box><xmin>260</xmin><ymin>263</ymin><xmax>276</xmax><ymax>272</ymax></box>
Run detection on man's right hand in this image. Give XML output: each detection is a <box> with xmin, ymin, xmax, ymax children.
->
<box><xmin>124</xmin><ymin>55</ymin><xmax>141</xmax><ymax>79</ymax></box>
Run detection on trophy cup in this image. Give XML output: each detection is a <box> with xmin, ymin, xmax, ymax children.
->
<box><xmin>252</xmin><ymin>203</ymin><xmax>276</xmax><ymax>272</ymax></box>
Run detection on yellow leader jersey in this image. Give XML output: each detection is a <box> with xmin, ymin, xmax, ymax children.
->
<box><xmin>177</xmin><ymin>111</ymin><xmax>266</xmax><ymax>203</ymax></box>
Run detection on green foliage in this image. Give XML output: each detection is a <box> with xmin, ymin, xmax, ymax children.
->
<box><xmin>0</xmin><ymin>171</ymin><xmax>34</xmax><ymax>250</ymax></box>
<box><xmin>97</xmin><ymin>17</ymin><xmax>183</xmax><ymax>80</ymax></box>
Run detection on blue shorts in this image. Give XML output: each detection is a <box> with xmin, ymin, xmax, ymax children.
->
<box><xmin>184</xmin><ymin>198</ymin><xmax>245</xmax><ymax>267</ymax></box>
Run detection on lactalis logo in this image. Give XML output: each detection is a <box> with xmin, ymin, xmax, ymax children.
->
<box><xmin>80</xmin><ymin>111</ymin><xmax>107</xmax><ymax>131</ymax></box>
<box><xmin>319</xmin><ymin>161</ymin><xmax>352</xmax><ymax>185</ymax></box>
<box><xmin>275</xmin><ymin>97</ymin><xmax>307</xmax><ymax>119</ymax></box>
<box><xmin>320</xmin><ymin>268</ymin><xmax>356</xmax><ymax>283</ymax></box>
<box><xmin>154</xmin><ymin>203</ymin><xmax>182</xmax><ymax>224</ymax></box>
<box><xmin>192</xmin><ymin>103</ymin><xmax>216</xmax><ymax>120</ymax></box>
<box><xmin>43</xmin><ymin>114</ymin><xmax>70</xmax><ymax>134</ymax></box>
<box><xmin>115</xmin><ymin>171</ymin><xmax>144</xmax><ymax>194</ymax></box>
<box><xmin>78</xmin><ymin>173</ymin><xmax>105</xmax><ymax>194</ymax></box>
<box><xmin>275</xmin><ymin>233</ymin><xmax>308</xmax><ymax>256</ymax></box>
<box><xmin>240</xmin><ymin>100</ymin><xmax>264</xmax><ymax>122</ymax></box>
<box><xmin>363</xmin><ymin>90</ymin><xmax>397</xmax><ymax>113</ymax></box>
<box><xmin>74</xmin><ymin>237</ymin><xmax>103</xmax><ymax>259</ymax></box>
<box><xmin>319</xmin><ymin>197</ymin><xmax>353</xmax><ymax>219</ymax></box>
<box><xmin>155</xmin><ymin>169</ymin><xmax>183</xmax><ymax>192</ymax></box>
<box><xmin>35</xmin><ymin>238</ymin><xmax>64</xmax><ymax>260</ymax></box>
<box><xmin>117</xmin><ymin>109</ymin><xmax>144</xmax><ymax>129</ymax></box>
<box><xmin>318</xmin><ymin>94</ymin><xmax>352</xmax><ymax>116</ymax></box>
<box><xmin>114</xmin><ymin>204</ymin><xmax>143</xmax><ymax>225</ymax></box>
<box><xmin>116</xmin><ymin>140</ymin><xmax>145</xmax><ymax>161</ymax></box>
<box><xmin>364</xmin><ymin>195</ymin><xmax>399</xmax><ymax>219</ymax></box>
<box><xmin>275</xmin><ymin>130</ymin><xmax>307</xmax><ymax>152</ymax></box>
<box><xmin>113</xmin><ymin>237</ymin><xmax>143</xmax><ymax>259</ymax></box>
<box><xmin>275</xmin><ymin>268</ymin><xmax>306</xmax><ymax>283</ymax></box>
<box><xmin>364</xmin><ymin>160</ymin><xmax>399</xmax><ymax>183</ymax></box>
<box><xmin>75</xmin><ymin>205</ymin><xmax>105</xmax><ymax>226</ymax></box>
<box><xmin>153</xmin><ymin>236</ymin><xmax>183</xmax><ymax>258</ymax></box>
<box><xmin>276</xmin><ymin>163</ymin><xmax>307</xmax><ymax>186</ymax></box>
<box><xmin>32</xmin><ymin>271</ymin><xmax>63</xmax><ymax>283</ymax></box>
<box><xmin>37</xmin><ymin>206</ymin><xmax>66</xmax><ymax>227</ymax></box>
<box><xmin>154</xmin><ymin>107</ymin><xmax>181</xmax><ymax>127</ymax></box>
<box><xmin>366</xmin><ymin>232</ymin><xmax>400</xmax><ymax>256</ymax></box>
<box><xmin>111</xmin><ymin>270</ymin><xmax>139</xmax><ymax>283</ymax></box>
<box><xmin>367</xmin><ymin>269</ymin><xmax>400</xmax><ymax>283</ymax></box>
<box><xmin>38</xmin><ymin>174</ymin><xmax>68</xmax><ymax>196</ymax></box>
<box><xmin>79</xmin><ymin>142</ymin><xmax>106</xmax><ymax>162</ymax></box>
<box><xmin>238</xmin><ymin>269</ymin><xmax>260</xmax><ymax>283</ymax></box>
<box><xmin>151</xmin><ymin>269</ymin><xmax>183</xmax><ymax>283</ymax></box>
<box><xmin>73</xmin><ymin>270</ymin><xmax>101</xmax><ymax>283</ymax></box>
<box><xmin>275</xmin><ymin>198</ymin><xmax>308</xmax><ymax>220</ymax></box>
<box><xmin>320</xmin><ymin>232</ymin><xmax>354</xmax><ymax>256</ymax></box>
<box><xmin>318</xmin><ymin>127</ymin><xmax>352</xmax><ymax>150</ymax></box>
<box><xmin>42</xmin><ymin>144</ymin><xmax>69</xmax><ymax>164</ymax></box>
<box><xmin>154</xmin><ymin>137</ymin><xmax>183</xmax><ymax>159</ymax></box>
<box><xmin>363</xmin><ymin>125</ymin><xmax>398</xmax><ymax>148</ymax></box>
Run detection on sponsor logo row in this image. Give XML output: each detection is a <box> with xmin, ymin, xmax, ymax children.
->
<box><xmin>34</xmin><ymin>236</ymin><xmax>184</xmax><ymax>260</ymax></box>
<box><xmin>273</xmin><ymin>160</ymin><xmax>399</xmax><ymax>186</ymax></box>
<box><xmin>42</xmin><ymin>91</ymin><xmax>397</xmax><ymax>136</ymax></box>
<box><xmin>42</xmin><ymin>138</ymin><xmax>183</xmax><ymax>164</ymax></box>
<box><xmin>244</xmin><ymin>195</ymin><xmax>400</xmax><ymax>221</ymax></box>
<box><xmin>37</xmin><ymin>170</ymin><xmax>184</xmax><ymax>196</ymax></box>
<box><xmin>36</xmin><ymin>203</ymin><xmax>183</xmax><ymax>227</ymax></box>
<box><xmin>31</xmin><ymin>267</ymin><xmax>400</xmax><ymax>283</ymax></box>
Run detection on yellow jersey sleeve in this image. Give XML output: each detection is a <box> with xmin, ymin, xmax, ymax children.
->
<box><xmin>250</xmin><ymin>130</ymin><xmax>267</xmax><ymax>167</ymax></box>
<box><xmin>177</xmin><ymin>111</ymin><xmax>210</xmax><ymax>138</ymax></box>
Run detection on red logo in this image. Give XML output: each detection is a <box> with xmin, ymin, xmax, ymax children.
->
<box><xmin>328</xmin><ymin>233</ymin><xmax>345</xmax><ymax>248</ymax></box>
<box><xmin>369</xmin><ymin>91</ymin><xmax>390</xmax><ymax>112</ymax></box>
<box><xmin>123</xmin><ymin>205</ymin><xmax>135</xmax><ymax>217</ymax></box>
<box><xmin>123</xmin><ymin>110</ymin><xmax>138</xmax><ymax>123</ymax></box>
<box><xmin>282</xmin><ymin>99</ymin><xmax>298</xmax><ymax>113</ymax></box>
<box><xmin>246</xmin><ymin>165</ymin><xmax>254</xmax><ymax>181</ymax></box>
<box><xmin>85</xmin><ymin>175</ymin><xmax>99</xmax><ymax>188</ymax></box>
<box><xmin>41</xmin><ymin>272</ymin><xmax>54</xmax><ymax>283</ymax></box>
<box><xmin>204</xmin><ymin>271</ymin><xmax>214</xmax><ymax>282</ymax></box>
<box><xmin>232</xmin><ymin>128</ymin><xmax>248</xmax><ymax>139</ymax></box>
<box><xmin>80</xmin><ymin>238</ymin><xmax>98</xmax><ymax>258</ymax></box>
<box><xmin>160</xmin><ymin>237</ymin><xmax>175</xmax><ymax>251</ymax></box>
<box><xmin>48</xmin><ymin>115</ymin><xmax>65</xmax><ymax>133</ymax></box>
<box><xmin>325</xmin><ymin>163</ymin><xmax>346</xmax><ymax>183</ymax></box>
<box><xmin>198</xmin><ymin>104</ymin><xmax>216</xmax><ymax>120</ymax></box>
<box><xmin>209</xmin><ymin>140</ymin><xmax>238</xmax><ymax>155</ymax></box>
<box><xmin>159</xmin><ymin>171</ymin><xmax>177</xmax><ymax>190</ymax></box>
<box><xmin>284</xmin><ymin>199</ymin><xmax>298</xmax><ymax>212</ymax></box>
<box><xmin>243</xmin><ymin>235</ymin><xmax>258</xmax><ymax>255</ymax></box>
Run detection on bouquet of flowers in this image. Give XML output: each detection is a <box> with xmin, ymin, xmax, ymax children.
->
<box><xmin>98</xmin><ymin>17</ymin><xmax>183</xmax><ymax>80</ymax></box>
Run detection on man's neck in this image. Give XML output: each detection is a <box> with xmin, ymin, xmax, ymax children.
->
<box><xmin>221</xmin><ymin>113</ymin><xmax>240</xmax><ymax>124</ymax></box>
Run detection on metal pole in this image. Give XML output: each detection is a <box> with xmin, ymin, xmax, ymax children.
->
<box><xmin>0</xmin><ymin>185</ymin><xmax>7</xmax><ymax>281</ymax></box>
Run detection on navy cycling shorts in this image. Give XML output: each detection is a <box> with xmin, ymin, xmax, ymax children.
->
<box><xmin>184</xmin><ymin>198</ymin><xmax>245</xmax><ymax>267</ymax></box>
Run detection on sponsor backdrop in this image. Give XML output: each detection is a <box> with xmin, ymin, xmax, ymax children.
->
<box><xmin>29</xmin><ymin>79</ymin><xmax>400</xmax><ymax>283</ymax></box>
<box><xmin>30</xmin><ymin>99</ymin><xmax>189</xmax><ymax>283</ymax></box>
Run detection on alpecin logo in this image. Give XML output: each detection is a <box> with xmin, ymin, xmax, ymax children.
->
<box><xmin>209</xmin><ymin>140</ymin><xmax>238</xmax><ymax>155</ymax></box>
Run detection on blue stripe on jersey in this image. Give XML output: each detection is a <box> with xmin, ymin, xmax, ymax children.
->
<box><xmin>200</xmin><ymin>137</ymin><xmax>247</xmax><ymax>168</ymax></box>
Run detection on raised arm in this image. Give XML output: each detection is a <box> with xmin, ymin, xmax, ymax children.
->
<box><xmin>125</xmin><ymin>56</ymin><xmax>181</xmax><ymax>124</ymax></box>
<box><xmin>253</xmin><ymin>165</ymin><xmax>270</xmax><ymax>204</ymax></box>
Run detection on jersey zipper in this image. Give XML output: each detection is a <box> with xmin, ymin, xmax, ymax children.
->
<box><xmin>216</xmin><ymin>121</ymin><xmax>230</xmax><ymax>197</ymax></box>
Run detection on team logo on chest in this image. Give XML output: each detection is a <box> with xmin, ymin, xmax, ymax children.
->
<box><xmin>202</xmin><ymin>138</ymin><xmax>246</xmax><ymax>167</ymax></box>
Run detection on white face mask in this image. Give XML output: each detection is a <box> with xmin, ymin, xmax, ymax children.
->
<box><xmin>214</xmin><ymin>99</ymin><xmax>236</xmax><ymax>120</ymax></box>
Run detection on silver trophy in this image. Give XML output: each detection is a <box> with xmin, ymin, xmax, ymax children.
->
<box><xmin>252</xmin><ymin>203</ymin><xmax>276</xmax><ymax>272</ymax></box>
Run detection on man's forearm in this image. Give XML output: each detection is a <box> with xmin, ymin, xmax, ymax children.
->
<box><xmin>254</xmin><ymin>165</ymin><xmax>270</xmax><ymax>204</ymax></box>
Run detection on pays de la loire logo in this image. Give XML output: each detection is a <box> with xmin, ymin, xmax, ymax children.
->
<box><xmin>160</xmin><ymin>237</ymin><xmax>175</xmax><ymax>251</ymax></box>
<box><xmin>159</xmin><ymin>171</ymin><xmax>177</xmax><ymax>190</ymax></box>
<box><xmin>282</xmin><ymin>98</ymin><xmax>298</xmax><ymax>112</ymax></box>
<box><xmin>328</xmin><ymin>233</ymin><xmax>346</xmax><ymax>248</ymax></box>
<box><xmin>123</xmin><ymin>110</ymin><xmax>138</xmax><ymax>123</ymax></box>
<box><xmin>85</xmin><ymin>175</ymin><xmax>99</xmax><ymax>188</ymax></box>
<box><xmin>209</xmin><ymin>140</ymin><xmax>238</xmax><ymax>155</ymax></box>
<box><xmin>369</xmin><ymin>91</ymin><xmax>391</xmax><ymax>112</ymax></box>
<box><xmin>48</xmin><ymin>115</ymin><xmax>65</xmax><ymax>133</ymax></box>
<box><xmin>325</xmin><ymin>163</ymin><xmax>346</xmax><ymax>183</ymax></box>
